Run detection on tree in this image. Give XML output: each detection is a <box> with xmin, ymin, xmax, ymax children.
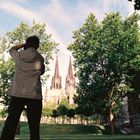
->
<box><xmin>59</xmin><ymin>97</ymin><xmax>69</xmax><ymax>107</ymax></box>
<box><xmin>0</xmin><ymin>21</ymin><xmax>58</xmax><ymax>134</ymax></box>
<box><xmin>67</xmin><ymin>108</ymin><xmax>75</xmax><ymax>124</ymax></box>
<box><xmin>57</xmin><ymin>105</ymin><xmax>68</xmax><ymax>124</ymax></box>
<box><xmin>69</xmin><ymin>13</ymin><xmax>140</xmax><ymax>134</ymax></box>
<box><xmin>0</xmin><ymin>21</ymin><xmax>58</xmax><ymax>115</ymax></box>
<box><xmin>0</xmin><ymin>59</ymin><xmax>15</xmax><ymax>117</ymax></box>
<box><xmin>42</xmin><ymin>105</ymin><xmax>53</xmax><ymax>123</ymax></box>
<box><xmin>51</xmin><ymin>109</ymin><xmax>59</xmax><ymax>123</ymax></box>
<box><xmin>42</xmin><ymin>101</ymin><xmax>57</xmax><ymax>123</ymax></box>
<box><xmin>2</xmin><ymin>21</ymin><xmax>58</xmax><ymax>64</ymax></box>
<box><xmin>56</xmin><ymin>98</ymin><xmax>69</xmax><ymax>123</ymax></box>
<box><xmin>69</xmin><ymin>13</ymin><xmax>102</xmax><ymax>117</ymax></box>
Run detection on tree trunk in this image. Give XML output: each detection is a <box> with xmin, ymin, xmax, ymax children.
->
<box><xmin>62</xmin><ymin>116</ymin><xmax>65</xmax><ymax>124</ymax></box>
<box><xmin>109</xmin><ymin>109</ymin><xmax>114</xmax><ymax>135</ymax></box>
<box><xmin>54</xmin><ymin>117</ymin><xmax>56</xmax><ymax>124</ymax></box>
<box><xmin>16</xmin><ymin>121</ymin><xmax>20</xmax><ymax>135</ymax></box>
<box><xmin>86</xmin><ymin>117</ymin><xmax>89</xmax><ymax>125</ymax></box>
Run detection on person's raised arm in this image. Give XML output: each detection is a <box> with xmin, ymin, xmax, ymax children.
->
<box><xmin>9</xmin><ymin>44</ymin><xmax>25</xmax><ymax>60</ymax></box>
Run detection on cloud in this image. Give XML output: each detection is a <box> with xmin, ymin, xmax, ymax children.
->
<box><xmin>38</xmin><ymin>0</ymin><xmax>76</xmax><ymax>43</ymax></box>
<box><xmin>75</xmin><ymin>2</ymin><xmax>104</xmax><ymax>22</ymax></box>
<box><xmin>0</xmin><ymin>0</ymin><xmax>134</xmax><ymax>58</ymax></box>
<box><xmin>10</xmin><ymin>0</ymin><xmax>28</xmax><ymax>4</ymax></box>
<box><xmin>0</xmin><ymin>0</ymin><xmax>63</xmax><ymax>47</ymax></box>
<box><xmin>0</xmin><ymin>1</ymin><xmax>43</xmax><ymax>21</ymax></box>
<box><xmin>45</xmin><ymin>0</ymin><xmax>75</xmax><ymax>25</ymax></box>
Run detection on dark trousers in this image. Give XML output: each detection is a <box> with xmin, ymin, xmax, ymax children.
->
<box><xmin>0</xmin><ymin>96</ymin><xmax>42</xmax><ymax>140</ymax></box>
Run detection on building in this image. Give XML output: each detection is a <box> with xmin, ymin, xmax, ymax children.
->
<box><xmin>128</xmin><ymin>93</ymin><xmax>140</xmax><ymax>133</ymax></box>
<box><xmin>44</xmin><ymin>56</ymin><xmax>76</xmax><ymax>105</ymax></box>
<box><xmin>128</xmin><ymin>70</ymin><xmax>140</xmax><ymax>133</ymax></box>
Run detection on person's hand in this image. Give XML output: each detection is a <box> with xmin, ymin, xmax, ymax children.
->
<box><xmin>14</xmin><ymin>44</ymin><xmax>25</xmax><ymax>50</ymax></box>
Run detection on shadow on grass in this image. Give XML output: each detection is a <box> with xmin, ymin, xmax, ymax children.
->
<box><xmin>15</xmin><ymin>135</ymin><xmax>140</xmax><ymax>140</ymax></box>
<box><xmin>1</xmin><ymin>121</ymin><xmax>140</xmax><ymax>140</ymax></box>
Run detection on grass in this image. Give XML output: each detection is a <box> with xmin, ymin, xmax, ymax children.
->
<box><xmin>0</xmin><ymin>121</ymin><xmax>140</xmax><ymax>140</ymax></box>
<box><xmin>19</xmin><ymin>122</ymin><xmax>122</xmax><ymax>135</ymax></box>
<box><xmin>15</xmin><ymin>135</ymin><xmax>140</xmax><ymax>140</ymax></box>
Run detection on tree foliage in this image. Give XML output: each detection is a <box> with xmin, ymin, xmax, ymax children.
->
<box><xmin>1</xmin><ymin>21</ymin><xmax>58</xmax><ymax>64</ymax></box>
<box><xmin>128</xmin><ymin>0</ymin><xmax>140</xmax><ymax>10</ymax></box>
<box><xmin>0</xmin><ymin>59</ymin><xmax>15</xmax><ymax>117</ymax></box>
<box><xmin>42</xmin><ymin>101</ymin><xmax>57</xmax><ymax>117</ymax></box>
<box><xmin>0</xmin><ymin>21</ymin><xmax>58</xmax><ymax>116</ymax></box>
<box><xmin>69</xmin><ymin>12</ymin><xmax>140</xmax><ymax>133</ymax></box>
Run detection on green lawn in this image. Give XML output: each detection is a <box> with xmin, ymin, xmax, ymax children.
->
<box><xmin>0</xmin><ymin>121</ymin><xmax>140</xmax><ymax>140</ymax></box>
<box><xmin>15</xmin><ymin>135</ymin><xmax>140</xmax><ymax>140</ymax></box>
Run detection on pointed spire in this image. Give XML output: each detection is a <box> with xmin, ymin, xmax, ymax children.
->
<box><xmin>50</xmin><ymin>56</ymin><xmax>61</xmax><ymax>89</ymax></box>
<box><xmin>67</xmin><ymin>56</ymin><xmax>73</xmax><ymax>79</ymax></box>
<box><xmin>54</xmin><ymin>56</ymin><xmax>60</xmax><ymax>78</ymax></box>
<box><xmin>65</xmin><ymin>56</ymin><xmax>75</xmax><ymax>89</ymax></box>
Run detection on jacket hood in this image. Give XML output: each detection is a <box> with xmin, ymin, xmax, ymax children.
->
<box><xmin>19</xmin><ymin>47</ymin><xmax>40</xmax><ymax>63</ymax></box>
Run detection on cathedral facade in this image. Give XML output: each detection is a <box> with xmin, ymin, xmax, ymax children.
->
<box><xmin>44</xmin><ymin>56</ymin><xmax>76</xmax><ymax>105</ymax></box>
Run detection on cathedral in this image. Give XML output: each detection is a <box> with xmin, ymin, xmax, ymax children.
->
<box><xmin>44</xmin><ymin>56</ymin><xmax>76</xmax><ymax>105</ymax></box>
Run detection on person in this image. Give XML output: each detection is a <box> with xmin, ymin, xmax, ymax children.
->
<box><xmin>0</xmin><ymin>36</ymin><xmax>45</xmax><ymax>140</ymax></box>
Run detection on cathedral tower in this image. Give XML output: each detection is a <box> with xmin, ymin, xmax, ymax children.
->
<box><xmin>65</xmin><ymin>56</ymin><xmax>76</xmax><ymax>104</ymax></box>
<box><xmin>50</xmin><ymin>56</ymin><xmax>62</xmax><ymax>89</ymax></box>
<box><xmin>65</xmin><ymin>56</ymin><xmax>75</xmax><ymax>89</ymax></box>
<box><xmin>44</xmin><ymin>56</ymin><xmax>76</xmax><ymax>105</ymax></box>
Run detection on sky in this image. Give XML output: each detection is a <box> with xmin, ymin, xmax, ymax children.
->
<box><xmin>0</xmin><ymin>0</ymin><xmax>139</xmax><ymax>91</ymax></box>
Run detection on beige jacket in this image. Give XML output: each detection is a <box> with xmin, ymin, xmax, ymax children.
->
<box><xmin>9</xmin><ymin>47</ymin><xmax>45</xmax><ymax>99</ymax></box>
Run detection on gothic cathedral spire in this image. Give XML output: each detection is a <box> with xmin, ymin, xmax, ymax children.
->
<box><xmin>50</xmin><ymin>56</ymin><xmax>62</xmax><ymax>89</ymax></box>
<box><xmin>65</xmin><ymin>56</ymin><xmax>75</xmax><ymax>89</ymax></box>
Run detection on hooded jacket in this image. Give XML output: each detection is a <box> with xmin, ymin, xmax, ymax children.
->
<box><xmin>9</xmin><ymin>47</ymin><xmax>45</xmax><ymax>99</ymax></box>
